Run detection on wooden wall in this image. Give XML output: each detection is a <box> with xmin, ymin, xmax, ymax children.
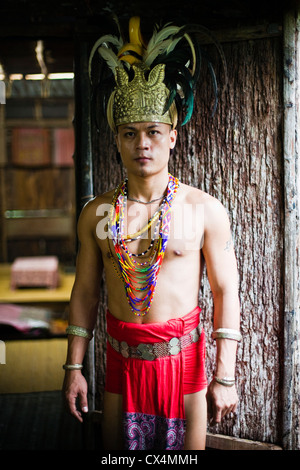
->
<box><xmin>90</xmin><ymin>31</ymin><xmax>288</xmax><ymax>447</ymax></box>
<box><xmin>173</xmin><ymin>38</ymin><xmax>284</xmax><ymax>445</ymax></box>
<box><xmin>0</xmin><ymin>102</ymin><xmax>76</xmax><ymax>264</ymax></box>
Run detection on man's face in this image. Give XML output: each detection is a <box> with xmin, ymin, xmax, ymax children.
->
<box><xmin>115</xmin><ymin>122</ymin><xmax>177</xmax><ymax>178</ymax></box>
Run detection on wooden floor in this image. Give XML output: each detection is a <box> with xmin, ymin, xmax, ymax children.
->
<box><xmin>0</xmin><ymin>391</ymin><xmax>84</xmax><ymax>451</ymax></box>
<box><xmin>0</xmin><ymin>391</ymin><xmax>283</xmax><ymax>453</ymax></box>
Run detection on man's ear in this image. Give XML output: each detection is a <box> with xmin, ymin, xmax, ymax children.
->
<box><xmin>170</xmin><ymin>129</ymin><xmax>177</xmax><ymax>149</ymax></box>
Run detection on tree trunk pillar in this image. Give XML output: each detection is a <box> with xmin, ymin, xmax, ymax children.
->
<box><xmin>282</xmin><ymin>6</ymin><xmax>300</xmax><ymax>451</ymax></box>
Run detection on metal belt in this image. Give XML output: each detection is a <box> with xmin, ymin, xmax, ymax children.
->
<box><xmin>107</xmin><ymin>323</ymin><xmax>201</xmax><ymax>361</ymax></box>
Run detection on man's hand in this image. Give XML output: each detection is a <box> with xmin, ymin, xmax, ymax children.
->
<box><xmin>63</xmin><ymin>370</ymin><xmax>89</xmax><ymax>423</ymax></box>
<box><xmin>206</xmin><ymin>379</ymin><xmax>238</xmax><ymax>425</ymax></box>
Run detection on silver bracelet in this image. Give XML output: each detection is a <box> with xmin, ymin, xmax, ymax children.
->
<box><xmin>212</xmin><ymin>328</ymin><xmax>242</xmax><ymax>342</ymax></box>
<box><xmin>214</xmin><ymin>376</ymin><xmax>235</xmax><ymax>387</ymax></box>
<box><xmin>66</xmin><ymin>324</ymin><xmax>93</xmax><ymax>340</ymax></box>
<box><xmin>63</xmin><ymin>363</ymin><xmax>83</xmax><ymax>370</ymax></box>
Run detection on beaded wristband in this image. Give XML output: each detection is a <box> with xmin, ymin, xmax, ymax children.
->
<box><xmin>212</xmin><ymin>328</ymin><xmax>242</xmax><ymax>342</ymax></box>
<box><xmin>63</xmin><ymin>363</ymin><xmax>83</xmax><ymax>370</ymax></box>
<box><xmin>66</xmin><ymin>325</ymin><xmax>93</xmax><ymax>340</ymax></box>
<box><xmin>214</xmin><ymin>376</ymin><xmax>236</xmax><ymax>387</ymax></box>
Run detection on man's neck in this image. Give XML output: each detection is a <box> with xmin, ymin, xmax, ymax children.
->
<box><xmin>126</xmin><ymin>171</ymin><xmax>169</xmax><ymax>203</ymax></box>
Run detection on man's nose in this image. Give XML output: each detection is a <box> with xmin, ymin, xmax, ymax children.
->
<box><xmin>136</xmin><ymin>133</ymin><xmax>150</xmax><ymax>148</ymax></box>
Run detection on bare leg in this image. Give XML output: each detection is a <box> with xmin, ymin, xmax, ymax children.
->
<box><xmin>183</xmin><ymin>388</ymin><xmax>207</xmax><ymax>450</ymax></box>
<box><xmin>102</xmin><ymin>391</ymin><xmax>123</xmax><ymax>450</ymax></box>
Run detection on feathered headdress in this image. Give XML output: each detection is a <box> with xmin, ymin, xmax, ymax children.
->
<box><xmin>89</xmin><ymin>16</ymin><xmax>227</xmax><ymax>132</ymax></box>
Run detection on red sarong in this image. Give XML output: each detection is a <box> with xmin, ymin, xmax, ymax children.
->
<box><xmin>105</xmin><ymin>306</ymin><xmax>207</xmax><ymax>450</ymax></box>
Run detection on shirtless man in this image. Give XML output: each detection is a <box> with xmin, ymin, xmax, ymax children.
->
<box><xmin>63</xmin><ymin>17</ymin><xmax>240</xmax><ymax>451</ymax></box>
<box><xmin>63</xmin><ymin>121</ymin><xmax>240</xmax><ymax>449</ymax></box>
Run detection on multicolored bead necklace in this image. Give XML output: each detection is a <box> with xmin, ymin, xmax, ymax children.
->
<box><xmin>107</xmin><ymin>173</ymin><xmax>180</xmax><ymax>316</ymax></box>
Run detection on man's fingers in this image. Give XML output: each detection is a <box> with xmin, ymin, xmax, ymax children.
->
<box><xmin>208</xmin><ymin>400</ymin><xmax>237</xmax><ymax>424</ymax></box>
<box><xmin>67</xmin><ymin>393</ymin><xmax>83</xmax><ymax>422</ymax></box>
<box><xmin>232</xmin><ymin>402</ymin><xmax>238</xmax><ymax>413</ymax></box>
<box><xmin>214</xmin><ymin>408</ymin><xmax>222</xmax><ymax>424</ymax></box>
<box><xmin>207</xmin><ymin>380</ymin><xmax>239</xmax><ymax>425</ymax></box>
<box><xmin>64</xmin><ymin>389</ymin><xmax>88</xmax><ymax>423</ymax></box>
<box><xmin>63</xmin><ymin>373</ymin><xmax>89</xmax><ymax>423</ymax></box>
<box><xmin>80</xmin><ymin>396</ymin><xmax>89</xmax><ymax>414</ymax></box>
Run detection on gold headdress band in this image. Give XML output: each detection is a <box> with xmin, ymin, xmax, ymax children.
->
<box><xmin>89</xmin><ymin>16</ymin><xmax>227</xmax><ymax>133</ymax></box>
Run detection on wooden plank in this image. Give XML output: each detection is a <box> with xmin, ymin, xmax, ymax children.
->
<box><xmin>5</xmin><ymin>215</ymin><xmax>74</xmax><ymax>238</ymax></box>
<box><xmin>4</xmin><ymin>169</ymin><xmax>75</xmax><ymax>211</ymax></box>
<box><xmin>6</xmin><ymin>119</ymin><xmax>73</xmax><ymax>128</ymax></box>
<box><xmin>206</xmin><ymin>432</ymin><xmax>282</xmax><ymax>451</ymax></box>
<box><xmin>0</xmin><ymin>20</ymin><xmax>283</xmax><ymax>41</ymax></box>
<box><xmin>282</xmin><ymin>7</ymin><xmax>300</xmax><ymax>451</ymax></box>
<box><xmin>11</xmin><ymin>128</ymin><xmax>50</xmax><ymax>166</ymax></box>
<box><xmin>0</xmin><ymin>104</ymin><xmax>6</xmax><ymax>165</ymax></box>
<box><xmin>203</xmin><ymin>23</ymin><xmax>282</xmax><ymax>44</ymax></box>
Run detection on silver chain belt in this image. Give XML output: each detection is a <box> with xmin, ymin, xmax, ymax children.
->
<box><xmin>107</xmin><ymin>323</ymin><xmax>201</xmax><ymax>361</ymax></box>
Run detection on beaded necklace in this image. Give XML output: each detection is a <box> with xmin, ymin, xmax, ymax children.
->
<box><xmin>107</xmin><ymin>173</ymin><xmax>179</xmax><ymax>316</ymax></box>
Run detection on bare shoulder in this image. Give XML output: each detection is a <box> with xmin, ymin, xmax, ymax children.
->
<box><xmin>178</xmin><ymin>182</ymin><xmax>227</xmax><ymax>211</ymax></box>
<box><xmin>79</xmin><ymin>190</ymin><xmax>114</xmax><ymax>217</ymax></box>
<box><xmin>178</xmin><ymin>182</ymin><xmax>230</xmax><ymax>229</ymax></box>
<box><xmin>77</xmin><ymin>189</ymin><xmax>115</xmax><ymax>238</ymax></box>
<box><xmin>202</xmin><ymin>193</ymin><xmax>230</xmax><ymax>231</ymax></box>
<box><xmin>177</xmin><ymin>181</ymin><xmax>206</xmax><ymax>203</ymax></box>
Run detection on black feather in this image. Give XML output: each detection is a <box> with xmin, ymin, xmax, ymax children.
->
<box><xmin>173</xmin><ymin>24</ymin><xmax>228</xmax><ymax>86</ymax></box>
<box><xmin>152</xmin><ymin>44</ymin><xmax>196</xmax><ymax>125</ymax></box>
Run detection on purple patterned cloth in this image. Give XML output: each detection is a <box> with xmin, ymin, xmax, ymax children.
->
<box><xmin>123</xmin><ymin>412</ymin><xmax>186</xmax><ymax>450</ymax></box>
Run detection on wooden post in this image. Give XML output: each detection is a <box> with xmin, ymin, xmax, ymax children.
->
<box><xmin>73</xmin><ymin>39</ymin><xmax>94</xmax><ymax>216</ymax></box>
<box><xmin>73</xmin><ymin>37</ymin><xmax>95</xmax><ymax>448</ymax></box>
<box><xmin>0</xmin><ymin>103</ymin><xmax>7</xmax><ymax>262</ymax></box>
<box><xmin>282</xmin><ymin>6</ymin><xmax>300</xmax><ymax>451</ymax></box>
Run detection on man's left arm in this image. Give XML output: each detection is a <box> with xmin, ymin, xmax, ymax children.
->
<box><xmin>201</xmin><ymin>197</ymin><xmax>241</xmax><ymax>424</ymax></box>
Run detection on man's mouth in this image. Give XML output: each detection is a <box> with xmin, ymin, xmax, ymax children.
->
<box><xmin>134</xmin><ymin>155</ymin><xmax>151</xmax><ymax>162</ymax></box>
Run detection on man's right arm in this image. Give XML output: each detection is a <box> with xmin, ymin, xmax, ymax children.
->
<box><xmin>63</xmin><ymin>200</ymin><xmax>103</xmax><ymax>422</ymax></box>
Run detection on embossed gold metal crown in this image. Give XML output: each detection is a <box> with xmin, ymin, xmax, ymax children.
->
<box><xmin>107</xmin><ymin>63</ymin><xmax>177</xmax><ymax>131</ymax></box>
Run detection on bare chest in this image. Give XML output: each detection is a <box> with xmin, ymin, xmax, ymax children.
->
<box><xmin>97</xmin><ymin>201</ymin><xmax>204</xmax><ymax>269</ymax></box>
